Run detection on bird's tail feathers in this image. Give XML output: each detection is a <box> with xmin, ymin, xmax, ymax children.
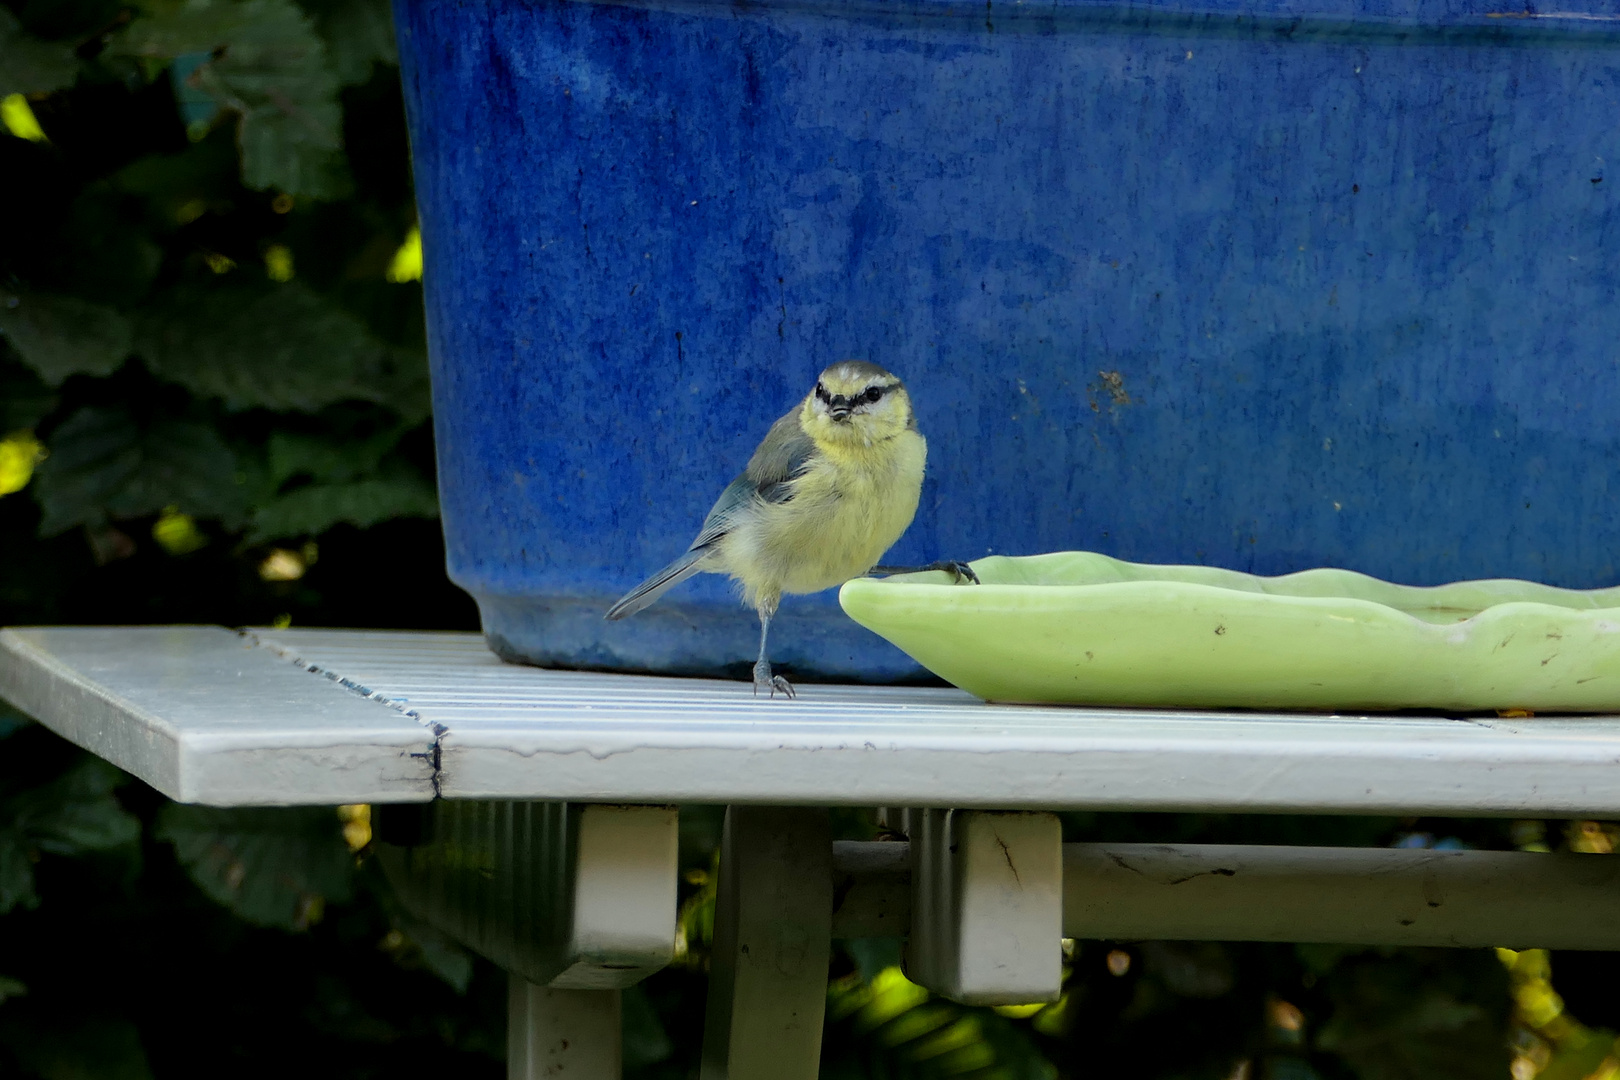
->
<box><xmin>604</xmin><ymin>548</ymin><xmax>709</xmax><ymax>620</ymax></box>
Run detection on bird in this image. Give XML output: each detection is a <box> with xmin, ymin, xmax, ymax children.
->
<box><xmin>605</xmin><ymin>361</ymin><xmax>971</xmax><ymax>699</ymax></box>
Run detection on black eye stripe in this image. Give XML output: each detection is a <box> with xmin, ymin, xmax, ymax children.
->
<box><xmin>816</xmin><ymin>381</ymin><xmax>895</xmax><ymax>410</ymax></box>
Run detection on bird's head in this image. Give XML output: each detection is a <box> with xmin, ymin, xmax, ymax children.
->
<box><xmin>800</xmin><ymin>361</ymin><xmax>914</xmax><ymax>445</ymax></box>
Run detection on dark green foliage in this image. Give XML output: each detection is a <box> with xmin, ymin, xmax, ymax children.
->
<box><xmin>33</xmin><ymin>406</ymin><xmax>246</xmax><ymax>534</ymax></box>
<box><xmin>0</xmin><ymin>1</ymin><xmax>1601</xmax><ymax>1077</ymax></box>
<box><xmin>0</xmin><ymin>734</ymin><xmax>140</xmax><ymax>915</ymax></box>
<box><xmin>134</xmin><ymin>281</ymin><xmax>429</xmax><ymax>417</ymax></box>
<box><xmin>0</xmin><ymin>6</ymin><xmax>77</xmax><ymax>96</ymax></box>
<box><xmin>1314</xmin><ymin>949</ymin><xmax>1511</xmax><ymax>1080</ymax></box>
<box><xmin>108</xmin><ymin>0</ymin><xmax>351</xmax><ymax>197</ymax></box>
<box><xmin>0</xmin><ymin>291</ymin><xmax>133</xmax><ymax>385</ymax></box>
<box><xmin>156</xmin><ymin>804</ymin><xmax>356</xmax><ymax>928</ymax></box>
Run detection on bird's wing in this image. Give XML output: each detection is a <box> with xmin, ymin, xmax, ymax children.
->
<box><xmin>689</xmin><ymin>410</ymin><xmax>816</xmax><ymax>549</ymax></box>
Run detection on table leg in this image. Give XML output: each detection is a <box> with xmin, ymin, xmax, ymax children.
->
<box><xmin>700</xmin><ymin>806</ymin><xmax>832</xmax><ymax>1080</ymax></box>
<box><xmin>509</xmin><ymin>975</ymin><xmax>622</xmax><ymax>1079</ymax></box>
<box><xmin>906</xmin><ymin>809</ymin><xmax>1063</xmax><ymax>1005</ymax></box>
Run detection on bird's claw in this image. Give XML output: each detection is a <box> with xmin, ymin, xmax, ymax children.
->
<box><xmin>752</xmin><ymin>661</ymin><xmax>796</xmax><ymax>700</ymax></box>
<box><xmin>869</xmin><ymin>560</ymin><xmax>980</xmax><ymax>584</ymax></box>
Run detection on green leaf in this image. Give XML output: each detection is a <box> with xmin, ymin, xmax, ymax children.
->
<box><xmin>156</xmin><ymin>804</ymin><xmax>355</xmax><ymax>930</ymax></box>
<box><xmin>111</xmin><ymin>0</ymin><xmax>350</xmax><ymax>198</ymax></box>
<box><xmin>136</xmin><ymin>282</ymin><xmax>430</xmax><ymax>417</ymax></box>
<box><xmin>823</xmin><ymin>966</ymin><xmax>1058</xmax><ymax>1080</ymax></box>
<box><xmin>9</xmin><ymin>758</ymin><xmax>141</xmax><ymax>856</ymax></box>
<box><xmin>267</xmin><ymin>427</ymin><xmax>402</xmax><ymax>487</ymax></box>
<box><xmin>361</xmin><ymin>860</ymin><xmax>476</xmax><ymax>993</ymax></box>
<box><xmin>621</xmin><ymin>984</ymin><xmax>674</xmax><ymax>1070</ymax></box>
<box><xmin>302</xmin><ymin>0</ymin><xmax>396</xmax><ymax>86</ymax></box>
<box><xmin>0</xmin><ymin>355</ymin><xmax>58</xmax><ymax>432</ymax></box>
<box><xmin>0</xmin><ymin>292</ymin><xmax>132</xmax><ymax>386</ymax></box>
<box><xmin>33</xmin><ymin>406</ymin><xmax>246</xmax><ymax>535</ymax></box>
<box><xmin>112</xmin><ymin>133</ymin><xmax>242</xmax><ymax>227</ymax></box>
<box><xmin>1315</xmin><ymin>953</ymin><xmax>1511</xmax><ymax>1080</ymax></box>
<box><xmin>248</xmin><ymin>472</ymin><xmax>438</xmax><ymax>542</ymax></box>
<box><xmin>0</xmin><ymin>831</ymin><xmax>37</xmax><ymax>915</ymax></box>
<box><xmin>0</xmin><ymin>9</ymin><xmax>79</xmax><ymax>98</ymax></box>
<box><xmin>36</xmin><ymin>192</ymin><xmax>165</xmax><ymax>304</ymax></box>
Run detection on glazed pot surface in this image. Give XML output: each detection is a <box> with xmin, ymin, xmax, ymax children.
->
<box><xmin>395</xmin><ymin>0</ymin><xmax>1620</xmax><ymax>679</ymax></box>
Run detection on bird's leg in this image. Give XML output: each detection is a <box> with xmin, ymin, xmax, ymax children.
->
<box><xmin>752</xmin><ymin>599</ymin><xmax>795</xmax><ymax>700</ymax></box>
<box><xmin>869</xmin><ymin>561</ymin><xmax>981</xmax><ymax>585</ymax></box>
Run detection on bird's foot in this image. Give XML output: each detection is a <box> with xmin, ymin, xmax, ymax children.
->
<box><xmin>870</xmin><ymin>560</ymin><xmax>981</xmax><ymax>585</ymax></box>
<box><xmin>752</xmin><ymin>659</ymin><xmax>796</xmax><ymax>700</ymax></box>
<box><xmin>937</xmin><ymin>560</ymin><xmax>981</xmax><ymax>585</ymax></box>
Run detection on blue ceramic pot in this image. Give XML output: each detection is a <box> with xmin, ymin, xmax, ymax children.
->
<box><xmin>394</xmin><ymin>0</ymin><xmax>1620</xmax><ymax>681</ymax></box>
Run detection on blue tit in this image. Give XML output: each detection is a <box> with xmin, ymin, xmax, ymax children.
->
<box><xmin>606</xmin><ymin>361</ymin><xmax>936</xmax><ymax>698</ymax></box>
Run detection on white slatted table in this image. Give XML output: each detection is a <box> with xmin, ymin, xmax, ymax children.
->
<box><xmin>6</xmin><ymin>624</ymin><xmax>1620</xmax><ymax>1080</ymax></box>
<box><xmin>7</xmin><ymin>625</ymin><xmax>1620</xmax><ymax>814</ymax></box>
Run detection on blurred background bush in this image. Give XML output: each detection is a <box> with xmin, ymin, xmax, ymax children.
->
<box><xmin>1</xmin><ymin>1</ymin><xmax>1618</xmax><ymax>1077</ymax></box>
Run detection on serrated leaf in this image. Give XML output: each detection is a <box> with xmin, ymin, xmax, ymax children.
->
<box><xmin>249</xmin><ymin>472</ymin><xmax>437</xmax><ymax>542</ymax></box>
<box><xmin>0</xmin><ymin>9</ymin><xmax>79</xmax><ymax>97</ymax></box>
<box><xmin>137</xmin><ymin>282</ymin><xmax>429</xmax><ymax>417</ymax></box>
<box><xmin>112</xmin><ymin>0</ymin><xmax>350</xmax><ymax>198</ymax></box>
<box><xmin>157</xmin><ymin>804</ymin><xmax>355</xmax><ymax>930</ymax></box>
<box><xmin>302</xmin><ymin>0</ymin><xmax>396</xmax><ymax>85</ymax></box>
<box><xmin>33</xmin><ymin>406</ymin><xmax>246</xmax><ymax>535</ymax></box>
<box><xmin>13</xmin><ymin>758</ymin><xmax>141</xmax><ymax>856</ymax></box>
<box><xmin>0</xmin><ymin>292</ymin><xmax>132</xmax><ymax>386</ymax></box>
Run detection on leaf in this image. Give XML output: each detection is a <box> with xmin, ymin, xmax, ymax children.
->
<box><xmin>111</xmin><ymin>0</ymin><xmax>350</xmax><ymax>198</ymax></box>
<box><xmin>0</xmin><ymin>292</ymin><xmax>132</xmax><ymax>386</ymax></box>
<box><xmin>302</xmin><ymin>0</ymin><xmax>396</xmax><ymax>86</ymax></box>
<box><xmin>0</xmin><ymin>9</ymin><xmax>79</xmax><ymax>98</ymax></box>
<box><xmin>156</xmin><ymin>804</ymin><xmax>355</xmax><ymax>930</ymax></box>
<box><xmin>136</xmin><ymin>282</ymin><xmax>430</xmax><ymax>417</ymax></box>
<box><xmin>266</xmin><ymin>427</ymin><xmax>402</xmax><ymax>487</ymax></box>
<box><xmin>36</xmin><ymin>192</ymin><xmax>165</xmax><ymax>304</ymax></box>
<box><xmin>33</xmin><ymin>406</ymin><xmax>246</xmax><ymax>535</ymax></box>
<box><xmin>0</xmin><ymin>355</ymin><xmax>58</xmax><ymax>432</ymax></box>
<box><xmin>11</xmin><ymin>758</ymin><xmax>141</xmax><ymax>856</ymax></box>
<box><xmin>823</xmin><ymin>966</ymin><xmax>1058</xmax><ymax>1080</ymax></box>
<box><xmin>361</xmin><ymin>860</ymin><xmax>476</xmax><ymax>993</ymax></box>
<box><xmin>248</xmin><ymin>472</ymin><xmax>438</xmax><ymax>542</ymax></box>
<box><xmin>0</xmin><ymin>831</ymin><xmax>37</xmax><ymax>915</ymax></box>
<box><xmin>112</xmin><ymin>133</ymin><xmax>241</xmax><ymax>226</ymax></box>
<box><xmin>0</xmin><ymin>700</ymin><xmax>33</xmax><ymax>741</ymax></box>
<box><xmin>621</xmin><ymin>984</ymin><xmax>674</xmax><ymax>1070</ymax></box>
<box><xmin>1315</xmin><ymin>953</ymin><xmax>1511</xmax><ymax>1080</ymax></box>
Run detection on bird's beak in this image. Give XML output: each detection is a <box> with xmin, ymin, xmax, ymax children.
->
<box><xmin>829</xmin><ymin>406</ymin><xmax>851</xmax><ymax>422</ymax></box>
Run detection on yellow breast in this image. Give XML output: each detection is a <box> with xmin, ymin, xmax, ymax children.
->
<box><xmin>720</xmin><ymin>429</ymin><xmax>927</xmax><ymax>604</ymax></box>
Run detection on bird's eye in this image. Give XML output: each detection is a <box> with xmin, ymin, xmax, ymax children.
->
<box><xmin>862</xmin><ymin>386</ymin><xmax>884</xmax><ymax>404</ymax></box>
<box><xmin>815</xmin><ymin>383</ymin><xmax>831</xmax><ymax>403</ymax></box>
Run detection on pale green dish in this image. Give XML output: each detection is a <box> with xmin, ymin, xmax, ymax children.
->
<box><xmin>837</xmin><ymin>552</ymin><xmax>1620</xmax><ymax>711</ymax></box>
